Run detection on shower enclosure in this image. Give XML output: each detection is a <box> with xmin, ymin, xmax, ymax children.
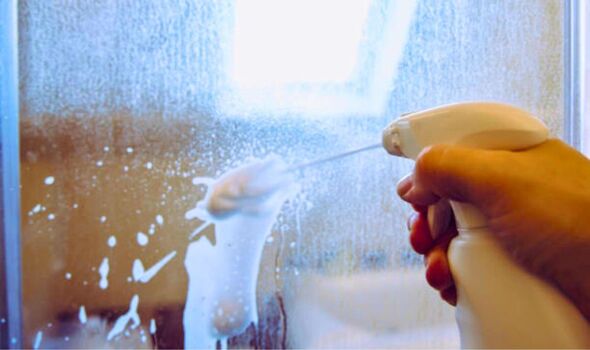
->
<box><xmin>1</xmin><ymin>0</ymin><xmax>586</xmax><ymax>348</ymax></box>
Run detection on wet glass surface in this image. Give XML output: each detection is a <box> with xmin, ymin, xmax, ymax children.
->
<box><xmin>19</xmin><ymin>1</ymin><xmax>563</xmax><ymax>348</ymax></box>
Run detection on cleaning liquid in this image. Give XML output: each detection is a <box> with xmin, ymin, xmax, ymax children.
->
<box><xmin>183</xmin><ymin>156</ymin><xmax>297</xmax><ymax>349</ymax></box>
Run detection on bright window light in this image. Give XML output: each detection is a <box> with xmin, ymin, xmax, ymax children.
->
<box><xmin>224</xmin><ymin>0</ymin><xmax>417</xmax><ymax>117</ymax></box>
<box><xmin>232</xmin><ymin>0</ymin><xmax>372</xmax><ymax>86</ymax></box>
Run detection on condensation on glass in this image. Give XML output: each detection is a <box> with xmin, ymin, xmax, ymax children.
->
<box><xmin>19</xmin><ymin>1</ymin><xmax>563</xmax><ymax>348</ymax></box>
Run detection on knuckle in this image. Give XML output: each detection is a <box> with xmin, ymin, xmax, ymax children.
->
<box><xmin>415</xmin><ymin>145</ymin><xmax>444</xmax><ymax>175</ymax></box>
<box><xmin>415</xmin><ymin>144</ymin><xmax>453</xmax><ymax>197</ymax></box>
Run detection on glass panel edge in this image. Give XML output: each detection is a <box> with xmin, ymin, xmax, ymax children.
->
<box><xmin>0</xmin><ymin>0</ymin><xmax>23</xmax><ymax>348</ymax></box>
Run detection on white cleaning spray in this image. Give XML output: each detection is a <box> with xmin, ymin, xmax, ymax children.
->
<box><xmin>183</xmin><ymin>156</ymin><xmax>297</xmax><ymax>349</ymax></box>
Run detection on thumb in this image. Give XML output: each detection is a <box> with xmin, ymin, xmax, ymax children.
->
<box><xmin>398</xmin><ymin>144</ymin><xmax>505</xmax><ymax>207</ymax></box>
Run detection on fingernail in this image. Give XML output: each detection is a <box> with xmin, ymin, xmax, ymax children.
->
<box><xmin>397</xmin><ymin>174</ymin><xmax>413</xmax><ymax>198</ymax></box>
<box><xmin>406</xmin><ymin>212</ymin><xmax>418</xmax><ymax>231</ymax></box>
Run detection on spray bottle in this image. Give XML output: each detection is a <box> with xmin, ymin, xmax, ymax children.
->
<box><xmin>382</xmin><ymin>102</ymin><xmax>590</xmax><ymax>348</ymax></box>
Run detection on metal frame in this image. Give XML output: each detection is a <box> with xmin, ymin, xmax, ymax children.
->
<box><xmin>0</xmin><ymin>0</ymin><xmax>23</xmax><ymax>348</ymax></box>
<box><xmin>580</xmin><ymin>0</ymin><xmax>588</xmax><ymax>155</ymax></box>
<box><xmin>564</xmin><ymin>0</ymin><xmax>583</xmax><ymax>150</ymax></box>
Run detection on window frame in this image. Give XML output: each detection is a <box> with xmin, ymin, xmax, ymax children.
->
<box><xmin>564</xmin><ymin>0</ymin><xmax>585</xmax><ymax>151</ymax></box>
<box><xmin>0</xmin><ymin>0</ymin><xmax>23</xmax><ymax>348</ymax></box>
<box><xmin>580</xmin><ymin>0</ymin><xmax>589</xmax><ymax>155</ymax></box>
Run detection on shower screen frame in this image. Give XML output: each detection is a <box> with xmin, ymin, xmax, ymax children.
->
<box><xmin>0</xmin><ymin>0</ymin><xmax>23</xmax><ymax>348</ymax></box>
<box><xmin>564</xmin><ymin>0</ymin><xmax>585</xmax><ymax>151</ymax></box>
<box><xmin>0</xmin><ymin>0</ymin><xmax>586</xmax><ymax>348</ymax></box>
<box><xmin>579</xmin><ymin>0</ymin><xmax>590</xmax><ymax>155</ymax></box>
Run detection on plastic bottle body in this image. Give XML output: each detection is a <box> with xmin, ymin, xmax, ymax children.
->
<box><xmin>448</xmin><ymin>226</ymin><xmax>590</xmax><ymax>348</ymax></box>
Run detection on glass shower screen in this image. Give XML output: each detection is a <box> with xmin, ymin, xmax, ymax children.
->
<box><xmin>18</xmin><ymin>0</ymin><xmax>564</xmax><ymax>348</ymax></box>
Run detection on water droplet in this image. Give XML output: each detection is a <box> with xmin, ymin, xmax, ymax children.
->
<box><xmin>79</xmin><ymin>306</ymin><xmax>87</xmax><ymax>324</ymax></box>
<box><xmin>137</xmin><ymin>232</ymin><xmax>149</xmax><ymax>246</ymax></box>
<box><xmin>44</xmin><ymin>176</ymin><xmax>55</xmax><ymax>185</ymax></box>
<box><xmin>150</xmin><ymin>319</ymin><xmax>157</xmax><ymax>334</ymax></box>
<box><xmin>33</xmin><ymin>331</ymin><xmax>42</xmax><ymax>349</ymax></box>
<box><xmin>99</xmin><ymin>260</ymin><xmax>109</xmax><ymax>290</ymax></box>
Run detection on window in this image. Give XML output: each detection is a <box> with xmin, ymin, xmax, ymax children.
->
<box><xmin>232</xmin><ymin>0</ymin><xmax>371</xmax><ymax>85</ymax></box>
<box><xmin>225</xmin><ymin>0</ymin><xmax>416</xmax><ymax>117</ymax></box>
<box><xmin>4</xmin><ymin>0</ymin><xmax>571</xmax><ymax>348</ymax></box>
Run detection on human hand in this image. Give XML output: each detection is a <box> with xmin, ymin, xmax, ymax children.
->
<box><xmin>397</xmin><ymin>139</ymin><xmax>590</xmax><ymax>321</ymax></box>
<box><xmin>404</xmin><ymin>203</ymin><xmax>458</xmax><ymax>306</ymax></box>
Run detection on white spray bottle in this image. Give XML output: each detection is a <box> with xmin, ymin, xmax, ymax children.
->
<box><xmin>382</xmin><ymin>102</ymin><xmax>590</xmax><ymax>348</ymax></box>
